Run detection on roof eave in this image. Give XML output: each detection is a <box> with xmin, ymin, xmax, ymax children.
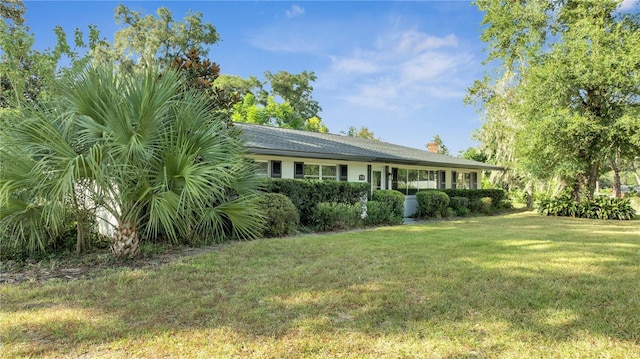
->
<box><xmin>247</xmin><ymin>147</ymin><xmax>504</xmax><ymax>171</ymax></box>
<box><xmin>246</xmin><ymin>148</ymin><xmax>376</xmax><ymax>162</ymax></box>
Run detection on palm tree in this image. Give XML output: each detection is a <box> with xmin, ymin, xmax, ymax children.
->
<box><xmin>1</xmin><ymin>65</ymin><xmax>263</xmax><ymax>257</ymax></box>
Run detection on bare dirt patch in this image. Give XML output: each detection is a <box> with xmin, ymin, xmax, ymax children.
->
<box><xmin>0</xmin><ymin>245</ymin><xmax>220</xmax><ymax>285</ymax></box>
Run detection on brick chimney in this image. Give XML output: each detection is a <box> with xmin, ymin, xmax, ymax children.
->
<box><xmin>427</xmin><ymin>141</ymin><xmax>439</xmax><ymax>153</ymax></box>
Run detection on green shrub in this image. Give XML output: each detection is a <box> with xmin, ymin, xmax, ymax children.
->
<box><xmin>370</xmin><ymin>190</ymin><xmax>405</xmax><ymax>225</ymax></box>
<box><xmin>498</xmin><ymin>199</ymin><xmax>514</xmax><ymax>210</ymax></box>
<box><xmin>449</xmin><ymin>196</ymin><xmax>470</xmax><ymax>217</ymax></box>
<box><xmin>364</xmin><ymin>199</ymin><xmax>404</xmax><ymax>226</ymax></box>
<box><xmin>446</xmin><ymin>207</ymin><xmax>457</xmax><ymax>218</ymax></box>
<box><xmin>538</xmin><ymin>195</ymin><xmax>635</xmax><ymax>220</ymax></box>
<box><xmin>630</xmin><ymin>196</ymin><xmax>640</xmax><ymax>213</ymax></box>
<box><xmin>455</xmin><ymin>206</ymin><xmax>470</xmax><ymax>217</ymax></box>
<box><xmin>1</xmin><ymin>206</ymin><xmax>99</xmax><ymax>261</ymax></box>
<box><xmin>364</xmin><ymin>201</ymin><xmax>391</xmax><ymax>226</ymax></box>
<box><xmin>584</xmin><ymin>196</ymin><xmax>636</xmax><ymax>220</ymax></box>
<box><xmin>538</xmin><ymin>195</ymin><xmax>583</xmax><ymax>217</ymax></box>
<box><xmin>416</xmin><ymin>190</ymin><xmax>450</xmax><ymax>218</ymax></box>
<box><xmin>440</xmin><ymin>189</ymin><xmax>507</xmax><ymax>209</ymax></box>
<box><xmin>469</xmin><ymin>197</ymin><xmax>493</xmax><ymax>215</ymax></box>
<box><xmin>312</xmin><ymin>202</ymin><xmax>363</xmax><ymax>231</ymax></box>
<box><xmin>257</xmin><ymin>193</ymin><xmax>299</xmax><ymax>238</ymax></box>
<box><xmin>261</xmin><ymin>179</ymin><xmax>368</xmax><ymax>226</ymax></box>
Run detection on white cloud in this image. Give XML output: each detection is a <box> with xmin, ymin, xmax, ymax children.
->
<box><xmin>330</xmin><ymin>55</ymin><xmax>380</xmax><ymax>74</ymax></box>
<box><xmin>393</xmin><ymin>31</ymin><xmax>458</xmax><ymax>55</ymax></box>
<box><xmin>400</xmin><ymin>52</ymin><xmax>464</xmax><ymax>81</ymax></box>
<box><xmin>619</xmin><ymin>0</ymin><xmax>636</xmax><ymax>10</ymax></box>
<box><xmin>285</xmin><ymin>5</ymin><xmax>305</xmax><ymax>19</ymax></box>
<box><xmin>322</xmin><ymin>29</ymin><xmax>473</xmax><ymax>111</ymax></box>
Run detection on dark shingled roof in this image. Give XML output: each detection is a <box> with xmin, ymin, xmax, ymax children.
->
<box><xmin>236</xmin><ymin>123</ymin><xmax>503</xmax><ymax>171</ymax></box>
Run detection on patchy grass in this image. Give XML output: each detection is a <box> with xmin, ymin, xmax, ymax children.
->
<box><xmin>1</xmin><ymin>212</ymin><xmax>639</xmax><ymax>358</ymax></box>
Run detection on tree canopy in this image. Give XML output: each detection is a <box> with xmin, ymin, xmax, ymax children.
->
<box><xmin>468</xmin><ymin>0</ymin><xmax>640</xmax><ymax>199</ymax></box>
<box><xmin>345</xmin><ymin>126</ymin><xmax>377</xmax><ymax>140</ymax></box>
<box><xmin>229</xmin><ymin>70</ymin><xmax>328</xmax><ymax>132</ymax></box>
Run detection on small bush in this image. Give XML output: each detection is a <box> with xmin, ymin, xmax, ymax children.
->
<box><xmin>538</xmin><ymin>195</ymin><xmax>635</xmax><ymax>220</ymax></box>
<box><xmin>257</xmin><ymin>193</ymin><xmax>299</xmax><ymax>237</ymax></box>
<box><xmin>370</xmin><ymin>190</ymin><xmax>405</xmax><ymax>225</ymax></box>
<box><xmin>416</xmin><ymin>190</ymin><xmax>450</xmax><ymax>218</ymax></box>
<box><xmin>446</xmin><ymin>207</ymin><xmax>457</xmax><ymax>218</ymax></box>
<box><xmin>440</xmin><ymin>189</ymin><xmax>507</xmax><ymax>209</ymax></box>
<box><xmin>454</xmin><ymin>206</ymin><xmax>470</xmax><ymax>217</ymax></box>
<box><xmin>364</xmin><ymin>201</ymin><xmax>391</xmax><ymax>226</ymax></box>
<box><xmin>449</xmin><ymin>196</ymin><xmax>470</xmax><ymax>216</ymax></box>
<box><xmin>312</xmin><ymin>202</ymin><xmax>363</xmax><ymax>231</ymax></box>
<box><xmin>469</xmin><ymin>197</ymin><xmax>493</xmax><ymax>215</ymax></box>
<box><xmin>498</xmin><ymin>199</ymin><xmax>514</xmax><ymax>210</ymax></box>
<box><xmin>364</xmin><ymin>200</ymin><xmax>404</xmax><ymax>226</ymax></box>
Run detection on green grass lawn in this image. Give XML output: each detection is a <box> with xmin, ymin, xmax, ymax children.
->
<box><xmin>2</xmin><ymin>212</ymin><xmax>639</xmax><ymax>358</ymax></box>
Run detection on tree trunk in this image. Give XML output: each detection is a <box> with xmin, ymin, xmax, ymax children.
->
<box><xmin>76</xmin><ymin>214</ymin><xmax>86</xmax><ymax>255</ymax></box>
<box><xmin>71</xmin><ymin>186</ymin><xmax>86</xmax><ymax>254</ymax></box>
<box><xmin>610</xmin><ymin>149</ymin><xmax>622</xmax><ymax>198</ymax></box>
<box><xmin>570</xmin><ymin>176</ymin><xmax>582</xmax><ymax>202</ymax></box>
<box><xmin>612</xmin><ymin>166</ymin><xmax>622</xmax><ymax>198</ymax></box>
<box><xmin>585</xmin><ymin>162</ymin><xmax>599</xmax><ymax>201</ymax></box>
<box><xmin>112</xmin><ymin>221</ymin><xmax>140</xmax><ymax>258</ymax></box>
<box><xmin>524</xmin><ymin>181</ymin><xmax>533</xmax><ymax>209</ymax></box>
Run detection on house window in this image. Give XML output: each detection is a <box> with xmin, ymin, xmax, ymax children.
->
<box><xmin>304</xmin><ymin>164</ymin><xmax>319</xmax><ymax>178</ymax></box>
<box><xmin>294</xmin><ymin>162</ymin><xmax>304</xmax><ymax>179</ymax></box>
<box><xmin>270</xmin><ymin>160</ymin><xmax>282</xmax><ymax>178</ymax></box>
<box><xmin>453</xmin><ymin>172</ymin><xmax>472</xmax><ymax>189</ymax></box>
<box><xmin>339</xmin><ymin>165</ymin><xmax>348</xmax><ymax>181</ymax></box>
<box><xmin>392</xmin><ymin>168</ymin><xmax>440</xmax><ymax>195</ymax></box>
<box><xmin>321</xmin><ymin>165</ymin><xmax>337</xmax><ymax>180</ymax></box>
<box><xmin>439</xmin><ymin>171</ymin><xmax>446</xmax><ymax>189</ymax></box>
<box><xmin>303</xmin><ymin>164</ymin><xmax>337</xmax><ymax>180</ymax></box>
<box><xmin>407</xmin><ymin>169</ymin><xmax>419</xmax><ymax>195</ymax></box>
<box><xmin>255</xmin><ymin>161</ymin><xmax>269</xmax><ymax>177</ymax></box>
<box><xmin>462</xmin><ymin>173</ymin><xmax>472</xmax><ymax>189</ymax></box>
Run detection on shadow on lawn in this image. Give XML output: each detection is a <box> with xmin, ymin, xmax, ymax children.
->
<box><xmin>2</xmin><ymin>214</ymin><xmax>639</xmax><ymax>356</ymax></box>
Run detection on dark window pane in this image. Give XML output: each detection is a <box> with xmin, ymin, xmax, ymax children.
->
<box><xmin>339</xmin><ymin>165</ymin><xmax>348</xmax><ymax>181</ymax></box>
<box><xmin>271</xmin><ymin>161</ymin><xmax>282</xmax><ymax>178</ymax></box>
<box><xmin>294</xmin><ymin>162</ymin><xmax>304</xmax><ymax>179</ymax></box>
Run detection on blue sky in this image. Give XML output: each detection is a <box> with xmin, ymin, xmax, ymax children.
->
<box><xmin>22</xmin><ymin>1</ymin><xmax>638</xmax><ymax>155</ymax></box>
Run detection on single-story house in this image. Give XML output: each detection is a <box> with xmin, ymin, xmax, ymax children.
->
<box><xmin>237</xmin><ymin>123</ymin><xmax>503</xmax><ymax>216</ymax></box>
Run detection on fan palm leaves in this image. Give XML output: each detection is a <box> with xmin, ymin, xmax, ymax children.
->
<box><xmin>1</xmin><ymin>64</ymin><xmax>263</xmax><ymax>257</ymax></box>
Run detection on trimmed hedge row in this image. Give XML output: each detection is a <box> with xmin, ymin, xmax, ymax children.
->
<box><xmin>417</xmin><ymin>189</ymin><xmax>510</xmax><ymax>218</ymax></box>
<box><xmin>261</xmin><ymin>179</ymin><xmax>369</xmax><ymax>226</ymax></box>
<box><xmin>437</xmin><ymin>189</ymin><xmax>507</xmax><ymax>208</ymax></box>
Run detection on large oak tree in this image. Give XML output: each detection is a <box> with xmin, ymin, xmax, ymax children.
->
<box><xmin>469</xmin><ymin>0</ymin><xmax>640</xmax><ymax>200</ymax></box>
